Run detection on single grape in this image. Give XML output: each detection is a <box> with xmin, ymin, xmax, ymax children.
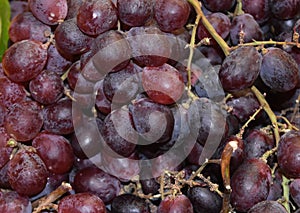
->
<box><xmin>0</xmin><ymin>191</ymin><xmax>32</xmax><ymax>213</ymax></box>
<box><xmin>219</xmin><ymin>46</ymin><xmax>262</xmax><ymax>92</ymax></box>
<box><xmin>0</xmin><ymin>127</ymin><xmax>12</xmax><ymax>170</ymax></box>
<box><xmin>230</xmin><ymin>13</ymin><xmax>263</xmax><ymax>46</ymax></box>
<box><xmin>117</xmin><ymin>0</ymin><xmax>153</xmax><ymax>27</ymax></box>
<box><xmin>290</xmin><ymin>179</ymin><xmax>300</xmax><ymax>207</ymax></box>
<box><xmin>43</xmin><ymin>99</ymin><xmax>74</xmax><ymax>135</ymax></box>
<box><xmin>4</xmin><ymin>100</ymin><xmax>43</xmax><ymax>142</ymax></box>
<box><xmin>277</xmin><ymin>130</ymin><xmax>300</xmax><ymax>178</ymax></box>
<box><xmin>77</xmin><ymin>0</ymin><xmax>118</xmax><ymax>36</ymax></box>
<box><xmin>111</xmin><ymin>194</ymin><xmax>150</xmax><ymax>213</ymax></box>
<box><xmin>58</xmin><ymin>192</ymin><xmax>106</xmax><ymax>213</ymax></box>
<box><xmin>0</xmin><ymin>163</ymin><xmax>11</xmax><ymax>189</ymax></box>
<box><xmin>29</xmin><ymin>70</ymin><xmax>64</xmax><ymax>105</ymax></box>
<box><xmin>95</xmin><ymin>80</ymin><xmax>112</xmax><ymax>115</ymax></box>
<box><xmin>73</xmin><ymin>166</ymin><xmax>121</xmax><ymax>204</ymax></box>
<box><xmin>242</xmin><ymin>0</ymin><xmax>270</xmax><ymax>24</ymax></box>
<box><xmin>8</xmin><ymin>149</ymin><xmax>48</xmax><ymax>197</ymax></box>
<box><xmin>10</xmin><ymin>1</ymin><xmax>29</xmax><ymax>20</ymax></box>
<box><xmin>270</xmin><ymin>0</ymin><xmax>300</xmax><ymax>20</ymax></box>
<box><xmin>142</xmin><ymin>63</ymin><xmax>184</xmax><ymax>105</ymax></box>
<box><xmin>66</xmin><ymin>0</ymin><xmax>83</xmax><ymax>19</ymax></box>
<box><xmin>157</xmin><ymin>194</ymin><xmax>193</xmax><ymax>213</ymax></box>
<box><xmin>248</xmin><ymin>200</ymin><xmax>288</xmax><ymax>213</ymax></box>
<box><xmin>201</xmin><ymin>0</ymin><xmax>236</xmax><ymax>12</ymax></box>
<box><xmin>140</xmin><ymin>178</ymin><xmax>160</xmax><ymax>195</ymax></box>
<box><xmin>197</xmin><ymin>12</ymin><xmax>231</xmax><ymax>45</ymax></box>
<box><xmin>29</xmin><ymin>0</ymin><xmax>68</xmax><ymax>25</ymax></box>
<box><xmin>2</xmin><ymin>40</ymin><xmax>48</xmax><ymax>83</ymax></box>
<box><xmin>230</xmin><ymin>158</ymin><xmax>272</xmax><ymax>212</ymax></box>
<box><xmin>32</xmin><ymin>132</ymin><xmax>74</xmax><ymax>174</ymax></box>
<box><xmin>9</xmin><ymin>11</ymin><xmax>51</xmax><ymax>43</ymax></box>
<box><xmin>267</xmin><ymin>169</ymin><xmax>283</xmax><ymax>201</ymax></box>
<box><xmin>260</xmin><ymin>47</ymin><xmax>299</xmax><ymax>92</ymax></box>
<box><xmin>154</xmin><ymin>0</ymin><xmax>190</xmax><ymax>32</ymax></box>
<box><xmin>81</xmin><ymin>52</ymin><xmax>106</xmax><ymax>82</ymax></box>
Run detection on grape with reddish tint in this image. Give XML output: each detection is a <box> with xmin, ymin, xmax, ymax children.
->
<box><xmin>73</xmin><ymin>166</ymin><xmax>121</xmax><ymax>204</ymax></box>
<box><xmin>187</xmin><ymin>186</ymin><xmax>222</xmax><ymax>213</ymax></box>
<box><xmin>54</xmin><ymin>18</ymin><xmax>93</xmax><ymax>60</ymax></box>
<box><xmin>244</xmin><ymin>129</ymin><xmax>274</xmax><ymax>159</ymax></box>
<box><xmin>101</xmin><ymin>108</ymin><xmax>138</xmax><ymax>157</ymax></box>
<box><xmin>230</xmin><ymin>158</ymin><xmax>272</xmax><ymax>212</ymax></box>
<box><xmin>103</xmin><ymin>62</ymin><xmax>140</xmax><ymax>104</ymax></box>
<box><xmin>230</xmin><ymin>13</ymin><xmax>263</xmax><ymax>45</ymax></box>
<box><xmin>226</xmin><ymin>90</ymin><xmax>261</xmax><ymax>122</ymax></box>
<box><xmin>154</xmin><ymin>0</ymin><xmax>190</xmax><ymax>32</ymax></box>
<box><xmin>45</xmin><ymin>44</ymin><xmax>72</xmax><ymax>75</ymax></box>
<box><xmin>29</xmin><ymin>0</ymin><xmax>68</xmax><ymax>25</ymax></box>
<box><xmin>142</xmin><ymin>63</ymin><xmax>184</xmax><ymax>105</ymax></box>
<box><xmin>2</xmin><ymin>40</ymin><xmax>47</xmax><ymax>83</ymax></box>
<box><xmin>77</xmin><ymin>0</ymin><xmax>118</xmax><ymax>36</ymax></box>
<box><xmin>81</xmin><ymin>52</ymin><xmax>106</xmax><ymax>82</ymax></box>
<box><xmin>270</xmin><ymin>0</ymin><xmax>300</xmax><ymax>20</ymax></box>
<box><xmin>219</xmin><ymin>46</ymin><xmax>262</xmax><ymax>92</ymax></box>
<box><xmin>290</xmin><ymin>179</ymin><xmax>300</xmax><ymax>207</ymax></box>
<box><xmin>9</xmin><ymin>12</ymin><xmax>51</xmax><ymax>43</ymax></box>
<box><xmin>127</xmin><ymin>26</ymin><xmax>171</xmax><ymax>67</ymax></box>
<box><xmin>10</xmin><ymin>1</ymin><xmax>29</xmax><ymax>20</ymax></box>
<box><xmin>267</xmin><ymin>169</ymin><xmax>283</xmax><ymax>201</ymax></box>
<box><xmin>277</xmin><ymin>130</ymin><xmax>300</xmax><ymax>178</ymax></box>
<box><xmin>95</xmin><ymin>80</ymin><xmax>112</xmax><ymax>115</ymax></box>
<box><xmin>201</xmin><ymin>0</ymin><xmax>236</xmax><ymax>12</ymax></box>
<box><xmin>260</xmin><ymin>47</ymin><xmax>299</xmax><ymax>92</ymax></box>
<box><xmin>130</xmin><ymin>97</ymin><xmax>174</xmax><ymax>144</ymax></box>
<box><xmin>0</xmin><ymin>77</ymin><xmax>26</xmax><ymax>109</ymax></box>
<box><xmin>0</xmin><ymin>191</ymin><xmax>32</xmax><ymax>213</ymax></box>
<box><xmin>117</xmin><ymin>0</ymin><xmax>153</xmax><ymax>27</ymax></box>
<box><xmin>158</xmin><ymin>194</ymin><xmax>193</xmax><ymax>213</ymax></box>
<box><xmin>43</xmin><ymin>99</ymin><xmax>74</xmax><ymax>135</ymax></box>
<box><xmin>0</xmin><ymin>127</ymin><xmax>12</xmax><ymax>170</ymax></box>
<box><xmin>111</xmin><ymin>194</ymin><xmax>150</xmax><ymax>213</ymax></box>
<box><xmin>242</xmin><ymin>0</ymin><xmax>270</xmax><ymax>24</ymax></box>
<box><xmin>197</xmin><ymin>12</ymin><xmax>230</xmax><ymax>45</ymax></box>
<box><xmin>0</xmin><ymin>162</ymin><xmax>10</xmax><ymax>189</ymax></box>
<box><xmin>58</xmin><ymin>193</ymin><xmax>106</xmax><ymax>213</ymax></box>
<box><xmin>248</xmin><ymin>200</ymin><xmax>288</xmax><ymax>213</ymax></box>
<box><xmin>29</xmin><ymin>70</ymin><xmax>64</xmax><ymax>105</ymax></box>
<box><xmin>92</xmin><ymin>30</ymin><xmax>131</xmax><ymax>75</ymax></box>
<box><xmin>4</xmin><ymin>101</ymin><xmax>43</xmax><ymax>142</ymax></box>
<box><xmin>8</xmin><ymin>149</ymin><xmax>48</xmax><ymax>196</ymax></box>
<box><xmin>32</xmin><ymin>132</ymin><xmax>74</xmax><ymax>174</ymax></box>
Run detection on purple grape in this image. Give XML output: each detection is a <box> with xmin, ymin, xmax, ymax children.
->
<box><xmin>290</xmin><ymin>179</ymin><xmax>300</xmax><ymax>207</ymax></box>
<box><xmin>0</xmin><ymin>191</ymin><xmax>32</xmax><ymax>213</ymax></box>
<box><xmin>111</xmin><ymin>194</ymin><xmax>150</xmax><ymax>213</ymax></box>
<box><xmin>248</xmin><ymin>200</ymin><xmax>288</xmax><ymax>213</ymax></box>
<box><xmin>157</xmin><ymin>194</ymin><xmax>193</xmax><ymax>213</ymax></box>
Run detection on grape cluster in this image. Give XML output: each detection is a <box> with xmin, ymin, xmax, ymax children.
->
<box><xmin>0</xmin><ymin>0</ymin><xmax>300</xmax><ymax>212</ymax></box>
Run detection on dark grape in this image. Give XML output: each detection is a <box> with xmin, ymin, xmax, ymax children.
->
<box><xmin>219</xmin><ymin>46</ymin><xmax>262</xmax><ymax>92</ymax></box>
<box><xmin>230</xmin><ymin>158</ymin><xmax>272</xmax><ymax>212</ymax></box>
<box><xmin>187</xmin><ymin>186</ymin><xmax>222</xmax><ymax>213</ymax></box>
<box><xmin>81</xmin><ymin>52</ymin><xmax>106</xmax><ymax>82</ymax></box>
<box><xmin>277</xmin><ymin>130</ymin><xmax>300</xmax><ymax>178</ymax></box>
<box><xmin>101</xmin><ymin>108</ymin><xmax>138</xmax><ymax>157</ymax></box>
<box><xmin>127</xmin><ymin>26</ymin><xmax>171</xmax><ymax>67</ymax></box>
<box><xmin>77</xmin><ymin>0</ymin><xmax>118</xmax><ymax>36</ymax></box>
<box><xmin>260</xmin><ymin>47</ymin><xmax>299</xmax><ymax>92</ymax></box>
<box><xmin>267</xmin><ymin>169</ymin><xmax>283</xmax><ymax>201</ymax></box>
<box><xmin>95</xmin><ymin>80</ymin><xmax>112</xmax><ymax>115</ymax></box>
<box><xmin>29</xmin><ymin>70</ymin><xmax>64</xmax><ymax>105</ymax></box>
<box><xmin>10</xmin><ymin>1</ymin><xmax>29</xmax><ymax>20</ymax></box>
<box><xmin>54</xmin><ymin>18</ymin><xmax>93</xmax><ymax>60</ymax></box>
<box><xmin>2</xmin><ymin>40</ymin><xmax>48</xmax><ymax>83</ymax></box>
<box><xmin>230</xmin><ymin>13</ymin><xmax>263</xmax><ymax>46</ymax></box>
<box><xmin>0</xmin><ymin>77</ymin><xmax>26</xmax><ymax>109</ymax></box>
<box><xmin>58</xmin><ymin>192</ymin><xmax>106</xmax><ymax>213</ymax></box>
<box><xmin>4</xmin><ymin>100</ymin><xmax>43</xmax><ymax>142</ymax></box>
<box><xmin>117</xmin><ymin>0</ymin><xmax>153</xmax><ymax>27</ymax></box>
<box><xmin>43</xmin><ymin>99</ymin><xmax>74</xmax><ymax>135</ymax></box>
<box><xmin>0</xmin><ymin>191</ymin><xmax>32</xmax><ymax>213</ymax></box>
<box><xmin>103</xmin><ymin>62</ymin><xmax>140</xmax><ymax>104</ymax></box>
<box><xmin>9</xmin><ymin>11</ymin><xmax>51</xmax><ymax>43</ymax></box>
<box><xmin>8</xmin><ymin>149</ymin><xmax>48</xmax><ymax>196</ymax></box>
<box><xmin>248</xmin><ymin>200</ymin><xmax>288</xmax><ymax>213</ymax></box>
<box><xmin>0</xmin><ymin>162</ymin><xmax>11</xmax><ymax>189</ymax></box>
<box><xmin>29</xmin><ymin>0</ymin><xmax>68</xmax><ymax>25</ymax></box>
<box><xmin>157</xmin><ymin>194</ymin><xmax>193</xmax><ymax>213</ymax></box>
<box><xmin>197</xmin><ymin>12</ymin><xmax>231</xmax><ymax>45</ymax></box>
<box><xmin>242</xmin><ymin>0</ymin><xmax>270</xmax><ymax>24</ymax></box>
<box><xmin>154</xmin><ymin>0</ymin><xmax>190</xmax><ymax>32</ymax></box>
<box><xmin>201</xmin><ymin>0</ymin><xmax>236</xmax><ymax>12</ymax></box>
<box><xmin>142</xmin><ymin>63</ymin><xmax>184</xmax><ymax>105</ymax></box>
<box><xmin>129</xmin><ymin>97</ymin><xmax>174</xmax><ymax>144</ymax></box>
<box><xmin>0</xmin><ymin>128</ymin><xmax>12</xmax><ymax>170</ymax></box>
<box><xmin>290</xmin><ymin>179</ymin><xmax>300</xmax><ymax>207</ymax></box>
<box><xmin>270</xmin><ymin>0</ymin><xmax>300</xmax><ymax>20</ymax></box>
<box><xmin>111</xmin><ymin>194</ymin><xmax>150</xmax><ymax>213</ymax></box>
<box><xmin>45</xmin><ymin>44</ymin><xmax>72</xmax><ymax>75</ymax></box>
<box><xmin>66</xmin><ymin>0</ymin><xmax>83</xmax><ymax>19</ymax></box>
<box><xmin>32</xmin><ymin>132</ymin><xmax>74</xmax><ymax>174</ymax></box>
<box><xmin>73</xmin><ymin>166</ymin><xmax>121</xmax><ymax>204</ymax></box>
<box><xmin>140</xmin><ymin>178</ymin><xmax>160</xmax><ymax>195</ymax></box>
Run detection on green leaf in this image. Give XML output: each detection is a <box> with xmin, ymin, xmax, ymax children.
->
<box><xmin>0</xmin><ymin>0</ymin><xmax>10</xmax><ymax>61</ymax></box>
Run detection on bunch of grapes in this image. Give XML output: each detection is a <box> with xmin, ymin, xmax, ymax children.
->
<box><xmin>0</xmin><ymin>0</ymin><xmax>300</xmax><ymax>212</ymax></box>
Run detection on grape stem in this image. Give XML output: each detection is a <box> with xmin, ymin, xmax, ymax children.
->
<box><xmin>230</xmin><ymin>40</ymin><xmax>300</xmax><ymax>51</ymax></box>
<box><xmin>281</xmin><ymin>175</ymin><xmax>291</xmax><ymax>213</ymax></box>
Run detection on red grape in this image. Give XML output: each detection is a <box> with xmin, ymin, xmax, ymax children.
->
<box><xmin>158</xmin><ymin>194</ymin><xmax>193</xmax><ymax>213</ymax></box>
<box><xmin>0</xmin><ymin>191</ymin><xmax>32</xmax><ymax>213</ymax></box>
<box><xmin>111</xmin><ymin>194</ymin><xmax>150</xmax><ymax>213</ymax></box>
<box><xmin>248</xmin><ymin>200</ymin><xmax>288</xmax><ymax>213</ymax></box>
<box><xmin>0</xmin><ymin>77</ymin><xmax>26</xmax><ymax>108</ymax></box>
